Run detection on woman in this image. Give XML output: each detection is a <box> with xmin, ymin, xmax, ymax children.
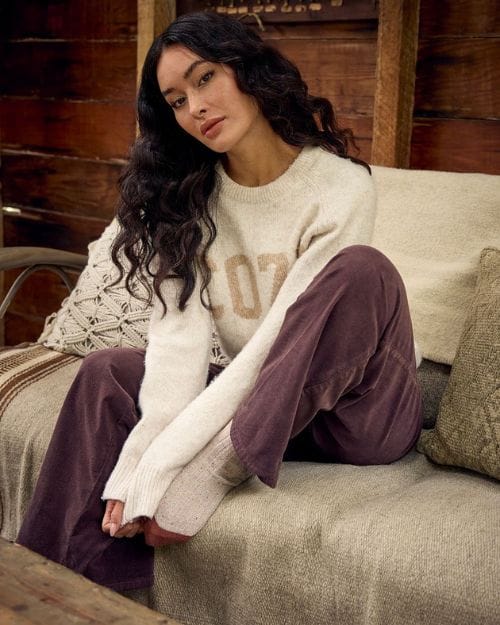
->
<box><xmin>17</xmin><ymin>12</ymin><xmax>422</xmax><ymax>591</ymax></box>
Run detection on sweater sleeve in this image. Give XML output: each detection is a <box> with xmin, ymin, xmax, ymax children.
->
<box><xmin>119</xmin><ymin>167</ymin><xmax>377</xmax><ymax>523</ymax></box>
<box><xmin>101</xmin><ymin>274</ymin><xmax>212</xmax><ymax>502</ymax></box>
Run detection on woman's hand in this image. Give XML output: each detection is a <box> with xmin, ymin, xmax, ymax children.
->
<box><xmin>102</xmin><ymin>499</ymin><xmax>145</xmax><ymax>538</ymax></box>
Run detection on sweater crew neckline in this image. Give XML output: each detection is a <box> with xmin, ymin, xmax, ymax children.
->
<box><xmin>215</xmin><ymin>145</ymin><xmax>323</xmax><ymax>204</ymax></box>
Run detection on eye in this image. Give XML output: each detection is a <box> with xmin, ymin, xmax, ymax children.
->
<box><xmin>169</xmin><ymin>96</ymin><xmax>186</xmax><ymax>110</ymax></box>
<box><xmin>199</xmin><ymin>70</ymin><xmax>214</xmax><ymax>86</ymax></box>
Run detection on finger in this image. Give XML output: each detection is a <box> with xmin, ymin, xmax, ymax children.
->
<box><xmin>101</xmin><ymin>500</ymin><xmax>115</xmax><ymax>532</ymax></box>
<box><xmin>114</xmin><ymin>522</ymin><xmax>140</xmax><ymax>538</ymax></box>
<box><xmin>109</xmin><ymin>501</ymin><xmax>124</xmax><ymax>537</ymax></box>
<box><xmin>125</xmin><ymin>528</ymin><xmax>140</xmax><ymax>538</ymax></box>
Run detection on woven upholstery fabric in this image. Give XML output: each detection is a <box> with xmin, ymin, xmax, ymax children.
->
<box><xmin>38</xmin><ymin>219</ymin><xmax>230</xmax><ymax>366</ymax></box>
<box><xmin>0</xmin><ymin>345</ymin><xmax>81</xmax><ymax>538</ymax></box>
<box><xmin>417</xmin><ymin>359</ymin><xmax>451</xmax><ymax>429</ymax></box>
<box><xmin>153</xmin><ymin>455</ymin><xmax>499</xmax><ymax>625</ymax></box>
<box><xmin>418</xmin><ymin>248</ymin><xmax>500</xmax><ymax>480</ymax></box>
<box><xmin>1</xmin><ymin>345</ymin><xmax>499</xmax><ymax>625</ymax></box>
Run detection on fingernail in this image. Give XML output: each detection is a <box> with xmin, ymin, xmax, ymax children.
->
<box><xmin>110</xmin><ymin>523</ymin><xmax>117</xmax><ymax>537</ymax></box>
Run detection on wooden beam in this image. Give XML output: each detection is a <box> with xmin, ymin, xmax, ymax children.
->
<box><xmin>371</xmin><ymin>0</ymin><xmax>420</xmax><ymax>167</ymax></box>
<box><xmin>137</xmin><ymin>0</ymin><xmax>176</xmax><ymax>90</ymax></box>
<box><xmin>0</xmin><ymin>538</ymin><xmax>182</xmax><ymax>625</ymax></box>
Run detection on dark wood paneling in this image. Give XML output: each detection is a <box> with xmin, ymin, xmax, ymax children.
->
<box><xmin>261</xmin><ymin>21</ymin><xmax>377</xmax><ymax>39</ymax></box>
<box><xmin>3</xmin><ymin>265</ymin><xmax>82</xmax><ymax>348</ymax></box>
<box><xmin>3</xmin><ymin>209</ymin><xmax>109</xmax><ymax>255</ymax></box>
<box><xmin>2</xmin><ymin>153</ymin><xmax>123</xmax><ymax>219</ymax></box>
<box><xmin>419</xmin><ymin>0</ymin><xmax>500</xmax><ymax>37</ymax></box>
<box><xmin>0</xmin><ymin>99</ymin><xmax>135</xmax><ymax>160</ymax></box>
<box><xmin>415</xmin><ymin>39</ymin><xmax>499</xmax><ymax>118</ymax></box>
<box><xmin>178</xmin><ymin>0</ymin><xmax>378</xmax><ymax>24</ymax></box>
<box><xmin>0</xmin><ymin>0</ymin><xmax>137</xmax><ymax>347</ymax></box>
<box><xmin>4</xmin><ymin>313</ymin><xmax>46</xmax><ymax>346</ymax></box>
<box><xmin>5</xmin><ymin>268</ymin><xmax>80</xmax><ymax>319</ymax></box>
<box><xmin>410</xmin><ymin>118</ymin><xmax>500</xmax><ymax>174</ymax></box>
<box><xmin>0</xmin><ymin>41</ymin><xmax>136</xmax><ymax>101</ymax></box>
<box><xmin>0</xmin><ymin>0</ymin><xmax>137</xmax><ymax>40</ymax></box>
<box><xmin>337</xmin><ymin>115</ymin><xmax>372</xmax><ymax>163</ymax></box>
<box><xmin>266</xmin><ymin>38</ymin><xmax>377</xmax><ymax>116</ymax></box>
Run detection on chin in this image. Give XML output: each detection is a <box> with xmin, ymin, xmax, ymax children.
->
<box><xmin>200</xmin><ymin>129</ymin><xmax>242</xmax><ymax>155</ymax></box>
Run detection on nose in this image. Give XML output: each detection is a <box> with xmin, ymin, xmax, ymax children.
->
<box><xmin>189</xmin><ymin>93</ymin><xmax>207</xmax><ymax>119</ymax></box>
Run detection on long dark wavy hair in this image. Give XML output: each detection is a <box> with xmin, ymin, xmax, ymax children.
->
<box><xmin>112</xmin><ymin>11</ymin><xmax>369</xmax><ymax>313</ymax></box>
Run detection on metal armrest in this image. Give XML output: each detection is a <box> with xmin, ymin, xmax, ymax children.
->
<box><xmin>0</xmin><ymin>247</ymin><xmax>88</xmax><ymax>319</ymax></box>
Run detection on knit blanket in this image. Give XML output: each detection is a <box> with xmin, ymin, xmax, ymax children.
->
<box><xmin>0</xmin><ymin>345</ymin><xmax>81</xmax><ymax>536</ymax></box>
<box><xmin>371</xmin><ymin>167</ymin><xmax>500</xmax><ymax>365</ymax></box>
<box><xmin>1</xmin><ymin>345</ymin><xmax>498</xmax><ymax>625</ymax></box>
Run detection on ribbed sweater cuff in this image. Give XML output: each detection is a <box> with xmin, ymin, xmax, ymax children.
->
<box><xmin>122</xmin><ymin>464</ymin><xmax>178</xmax><ymax>524</ymax></box>
<box><xmin>101</xmin><ymin>460</ymin><xmax>135</xmax><ymax>503</ymax></box>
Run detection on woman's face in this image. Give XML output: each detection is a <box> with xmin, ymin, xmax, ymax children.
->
<box><xmin>156</xmin><ymin>44</ymin><xmax>265</xmax><ymax>155</ymax></box>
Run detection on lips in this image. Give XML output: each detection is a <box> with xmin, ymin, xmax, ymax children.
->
<box><xmin>200</xmin><ymin>117</ymin><xmax>225</xmax><ymax>137</ymax></box>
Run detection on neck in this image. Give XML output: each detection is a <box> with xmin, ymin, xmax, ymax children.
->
<box><xmin>222</xmin><ymin>126</ymin><xmax>301</xmax><ymax>187</ymax></box>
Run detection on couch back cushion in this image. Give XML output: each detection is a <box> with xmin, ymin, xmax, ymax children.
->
<box><xmin>371</xmin><ymin>166</ymin><xmax>500</xmax><ymax>365</ymax></box>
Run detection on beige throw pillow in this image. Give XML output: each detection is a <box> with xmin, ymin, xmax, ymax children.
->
<box><xmin>38</xmin><ymin>220</ymin><xmax>151</xmax><ymax>356</ymax></box>
<box><xmin>417</xmin><ymin>247</ymin><xmax>500</xmax><ymax>480</ymax></box>
<box><xmin>38</xmin><ymin>219</ymin><xmax>231</xmax><ymax>366</ymax></box>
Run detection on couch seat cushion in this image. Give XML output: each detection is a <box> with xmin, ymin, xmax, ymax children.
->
<box><xmin>154</xmin><ymin>453</ymin><xmax>499</xmax><ymax>625</ymax></box>
<box><xmin>0</xmin><ymin>346</ymin><xmax>497</xmax><ymax>625</ymax></box>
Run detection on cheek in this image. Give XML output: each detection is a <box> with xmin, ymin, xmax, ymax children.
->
<box><xmin>174</xmin><ymin>111</ymin><xmax>197</xmax><ymax>135</ymax></box>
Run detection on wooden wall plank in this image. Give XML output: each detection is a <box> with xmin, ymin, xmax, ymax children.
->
<box><xmin>2</xmin><ymin>153</ymin><xmax>122</xmax><ymax>218</ymax></box>
<box><xmin>260</xmin><ymin>21</ymin><xmax>378</xmax><ymax>40</ymax></box>
<box><xmin>1</xmin><ymin>153</ymin><xmax>122</xmax><ymax>219</ymax></box>
<box><xmin>372</xmin><ymin>0</ymin><xmax>421</xmax><ymax>167</ymax></box>
<box><xmin>137</xmin><ymin>0</ymin><xmax>175</xmax><ymax>88</ymax></box>
<box><xmin>415</xmin><ymin>38</ymin><xmax>499</xmax><ymax>118</ymax></box>
<box><xmin>264</xmin><ymin>38</ymin><xmax>377</xmax><ymax>116</ymax></box>
<box><xmin>3</xmin><ymin>269</ymin><xmax>81</xmax><ymax>347</ymax></box>
<box><xmin>410</xmin><ymin>118</ymin><xmax>500</xmax><ymax>174</ymax></box>
<box><xmin>5</xmin><ymin>269</ymin><xmax>80</xmax><ymax>319</ymax></box>
<box><xmin>419</xmin><ymin>0</ymin><xmax>500</xmax><ymax>37</ymax></box>
<box><xmin>3</xmin><ymin>210</ymin><xmax>109</xmax><ymax>254</ymax></box>
<box><xmin>337</xmin><ymin>115</ymin><xmax>372</xmax><ymax>163</ymax></box>
<box><xmin>0</xmin><ymin>42</ymin><xmax>136</xmax><ymax>101</ymax></box>
<box><xmin>4</xmin><ymin>314</ymin><xmax>46</xmax><ymax>345</ymax></box>
<box><xmin>0</xmin><ymin>0</ymin><xmax>137</xmax><ymax>347</ymax></box>
<box><xmin>0</xmin><ymin>99</ymin><xmax>135</xmax><ymax>160</ymax></box>
<box><xmin>0</xmin><ymin>0</ymin><xmax>137</xmax><ymax>40</ymax></box>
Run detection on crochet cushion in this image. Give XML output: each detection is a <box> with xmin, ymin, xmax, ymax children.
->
<box><xmin>38</xmin><ymin>219</ymin><xmax>230</xmax><ymax>365</ymax></box>
<box><xmin>38</xmin><ymin>220</ymin><xmax>151</xmax><ymax>356</ymax></box>
<box><xmin>417</xmin><ymin>247</ymin><xmax>500</xmax><ymax>480</ymax></box>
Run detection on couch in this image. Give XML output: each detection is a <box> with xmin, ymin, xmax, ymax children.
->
<box><xmin>0</xmin><ymin>165</ymin><xmax>499</xmax><ymax>625</ymax></box>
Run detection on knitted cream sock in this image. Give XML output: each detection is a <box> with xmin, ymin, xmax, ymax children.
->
<box><xmin>143</xmin><ymin>421</ymin><xmax>252</xmax><ymax>547</ymax></box>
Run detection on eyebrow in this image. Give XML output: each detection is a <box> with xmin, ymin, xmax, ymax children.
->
<box><xmin>160</xmin><ymin>60</ymin><xmax>209</xmax><ymax>97</ymax></box>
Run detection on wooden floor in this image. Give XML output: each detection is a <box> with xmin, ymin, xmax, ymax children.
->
<box><xmin>0</xmin><ymin>538</ymin><xmax>183</xmax><ymax>625</ymax></box>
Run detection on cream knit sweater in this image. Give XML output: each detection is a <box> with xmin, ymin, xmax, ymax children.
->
<box><xmin>103</xmin><ymin>146</ymin><xmax>377</xmax><ymax>524</ymax></box>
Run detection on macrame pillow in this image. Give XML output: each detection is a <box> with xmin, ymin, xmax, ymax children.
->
<box><xmin>38</xmin><ymin>219</ymin><xmax>231</xmax><ymax>366</ymax></box>
<box><xmin>38</xmin><ymin>220</ymin><xmax>151</xmax><ymax>355</ymax></box>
